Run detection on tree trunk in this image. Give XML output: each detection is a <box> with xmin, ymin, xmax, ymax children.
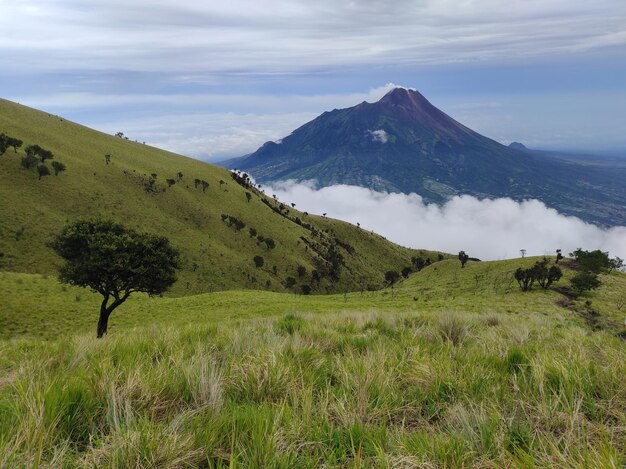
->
<box><xmin>97</xmin><ymin>296</ymin><xmax>111</xmax><ymax>338</ymax></box>
<box><xmin>96</xmin><ymin>312</ymin><xmax>110</xmax><ymax>338</ymax></box>
<box><xmin>96</xmin><ymin>294</ymin><xmax>129</xmax><ymax>338</ymax></box>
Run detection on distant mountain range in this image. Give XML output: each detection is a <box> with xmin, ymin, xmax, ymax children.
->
<box><xmin>224</xmin><ymin>87</ymin><xmax>626</xmax><ymax>226</ymax></box>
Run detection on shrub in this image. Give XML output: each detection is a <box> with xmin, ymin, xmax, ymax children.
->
<box><xmin>532</xmin><ymin>258</ymin><xmax>562</xmax><ymax>289</ymax></box>
<box><xmin>221</xmin><ymin>214</ymin><xmax>245</xmax><ymax>231</ymax></box>
<box><xmin>515</xmin><ymin>259</ymin><xmax>562</xmax><ymax>291</ymax></box>
<box><xmin>384</xmin><ymin>270</ymin><xmax>400</xmax><ymax>285</ymax></box>
<box><xmin>570</xmin><ymin>248</ymin><xmax>610</xmax><ymax>273</ymax></box>
<box><xmin>541</xmin><ymin>265</ymin><xmax>562</xmax><ymax>289</ymax></box>
<box><xmin>51</xmin><ymin>161</ymin><xmax>66</xmax><ymax>176</ymax></box>
<box><xmin>300</xmin><ymin>284</ymin><xmax>312</xmax><ymax>295</ymax></box>
<box><xmin>570</xmin><ymin>272</ymin><xmax>601</xmax><ymax>294</ymax></box>
<box><xmin>37</xmin><ymin>164</ymin><xmax>51</xmax><ymax>180</ymax></box>
<box><xmin>25</xmin><ymin>144</ymin><xmax>54</xmax><ymax>163</ymax></box>
<box><xmin>21</xmin><ymin>154</ymin><xmax>38</xmax><ymax>169</ymax></box>
<box><xmin>608</xmin><ymin>256</ymin><xmax>624</xmax><ymax>273</ymax></box>
<box><xmin>253</xmin><ymin>255</ymin><xmax>264</xmax><ymax>268</ymax></box>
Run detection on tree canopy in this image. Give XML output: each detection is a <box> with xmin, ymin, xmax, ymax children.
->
<box><xmin>51</xmin><ymin>220</ymin><xmax>180</xmax><ymax>337</ymax></box>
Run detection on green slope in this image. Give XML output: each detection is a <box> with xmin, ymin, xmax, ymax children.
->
<box><xmin>0</xmin><ymin>98</ymin><xmax>435</xmax><ymax>295</ymax></box>
<box><xmin>1</xmin><ymin>256</ymin><xmax>623</xmax><ymax>340</ymax></box>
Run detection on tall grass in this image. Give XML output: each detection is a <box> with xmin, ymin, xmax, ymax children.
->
<box><xmin>0</xmin><ymin>309</ymin><xmax>623</xmax><ymax>467</ymax></box>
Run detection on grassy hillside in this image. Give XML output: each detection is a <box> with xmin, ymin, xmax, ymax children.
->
<box><xmin>0</xmin><ymin>98</ymin><xmax>434</xmax><ymax>295</ymax></box>
<box><xmin>0</xmin><ymin>259</ymin><xmax>624</xmax><ymax>466</ymax></box>
<box><xmin>2</xmin><ymin>256</ymin><xmax>624</xmax><ymax>340</ymax></box>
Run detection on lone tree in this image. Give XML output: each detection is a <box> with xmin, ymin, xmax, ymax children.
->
<box><xmin>51</xmin><ymin>220</ymin><xmax>180</xmax><ymax>338</ymax></box>
<box><xmin>458</xmin><ymin>251</ymin><xmax>469</xmax><ymax>268</ymax></box>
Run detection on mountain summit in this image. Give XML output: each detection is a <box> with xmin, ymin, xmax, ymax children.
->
<box><xmin>226</xmin><ymin>87</ymin><xmax>625</xmax><ymax>226</ymax></box>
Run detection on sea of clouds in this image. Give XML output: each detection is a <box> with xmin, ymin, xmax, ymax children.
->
<box><xmin>266</xmin><ymin>180</ymin><xmax>626</xmax><ymax>261</ymax></box>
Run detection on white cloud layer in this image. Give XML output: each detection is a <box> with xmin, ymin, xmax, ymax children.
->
<box><xmin>267</xmin><ymin>181</ymin><xmax>626</xmax><ymax>260</ymax></box>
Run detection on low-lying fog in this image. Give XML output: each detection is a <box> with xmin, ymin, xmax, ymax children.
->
<box><xmin>267</xmin><ymin>181</ymin><xmax>626</xmax><ymax>261</ymax></box>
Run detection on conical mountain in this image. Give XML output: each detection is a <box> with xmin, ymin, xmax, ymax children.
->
<box><xmin>227</xmin><ymin>87</ymin><xmax>625</xmax><ymax>226</ymax></box>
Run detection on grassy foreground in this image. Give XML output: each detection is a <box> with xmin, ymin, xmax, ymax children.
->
<box><xmin>1</xmin><ymin>310</ymin><xmax>624</xmax><ymax>467</ymax></box>
<box><xmin>0</xmin><ymin>256</ymin><xmax>625</xmax><ymax>467</ymax></box>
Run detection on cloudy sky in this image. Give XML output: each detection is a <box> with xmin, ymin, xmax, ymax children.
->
<box><xmin>1</xmin><ymin>0</ymin><xmax>626</xmax><ymax>160</ymax></box>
